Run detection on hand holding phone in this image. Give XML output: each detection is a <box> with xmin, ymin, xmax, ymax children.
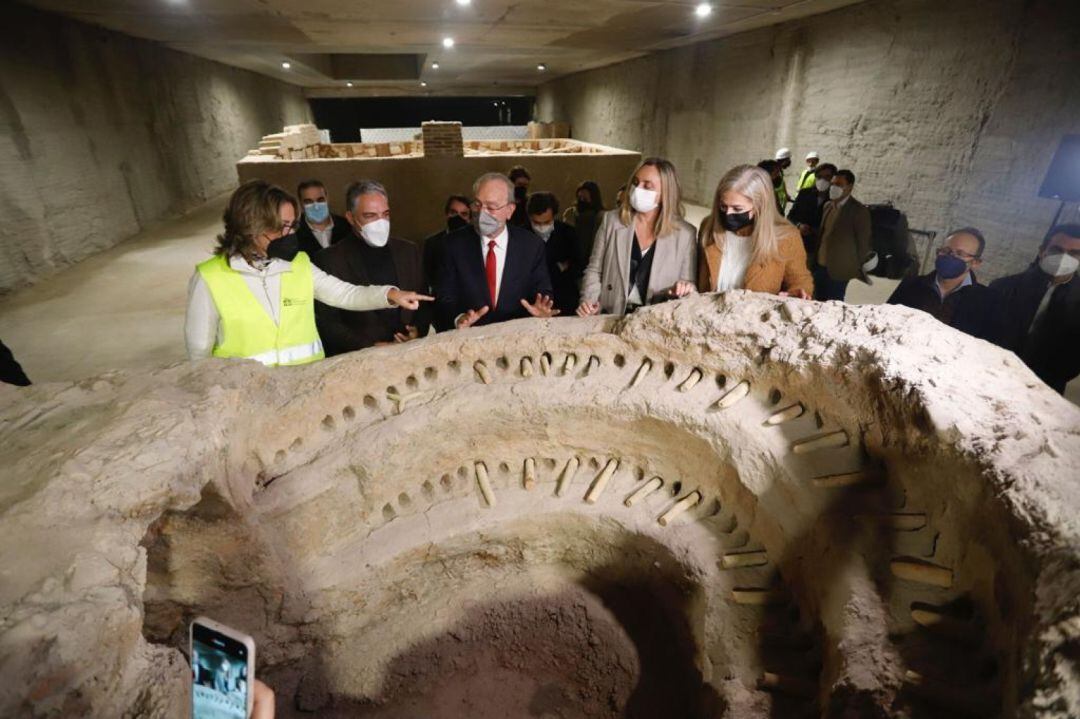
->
<box><xmin>190</xmin><ymin>617</ymin><xmax>255</xmax><ymax>719</ymax></box>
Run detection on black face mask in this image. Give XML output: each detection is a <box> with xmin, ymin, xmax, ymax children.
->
<box><xmin>721</xmin><ymin>211</ymin><xmax>754</xmax><ymax>232</ymax></box>
<box><xmin>514</xmin><ymin>186</ymin><xmax>527</xmax><ymax>201</ymax></box>
<box><xmin>266</xmin><ymin>232</ymin><xmax>300</xmax><ymax>261</ymax></box>
<box><xmin>772</xmin><ymin>175</ymin><xmax>782</xmax><ymax>188</ymax></box>
<box><xmin>576</xmin><ymin>198</ymin><xmax>590</xmax><ymax>210</ymax></box>
<box><xmin>447</xmin><ymin>215</ymin><xmax>469</xmax><ymax>232</ymax></box>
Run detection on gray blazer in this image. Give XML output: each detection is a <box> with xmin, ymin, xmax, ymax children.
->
<box><xmin>581</xmin><ymin>209</ymin><xmax>698</xmax><ymax>315</ymax></box>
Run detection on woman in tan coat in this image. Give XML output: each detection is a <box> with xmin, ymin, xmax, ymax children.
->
<box><xmin>697</xmin><ymin>164</ymin><xmax>814</xmax><ymax>298</ymax></box>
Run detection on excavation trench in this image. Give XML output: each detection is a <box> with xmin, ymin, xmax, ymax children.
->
<box><xmin>4</xmin><ymin>295</ymin><xmax>1076</xmax><ymax>718</ymax></box>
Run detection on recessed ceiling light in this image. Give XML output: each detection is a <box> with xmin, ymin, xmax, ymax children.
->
<box><xmin>281</xmin><ymin>61</ymin><xmax>291</xmax><ymax>69</ymax></box>
<box><xmin>695</xmin><ymin>3</ymin><xmax>712</xmax><ymax>18</ymax></box>
<box><xmin>420</xmin><ymin>81</ymin><xmax>428</xmax><ymax>87</ymax></box>
<box><xmin>442</xmin><ymin>37</ymin><xmax>455</xmax><ymax>49</ymax></box>
<box><xmin>537</xmin><ymin>63</ymin><xmax>547</xmax><ymax>71</ymax></box>
<box><xmin>432</xmin><ymin>61</ymin><xmax>440</xmax><ymax>69</ymax></box>
<box><xmin>456</xmin><ymin>0</ymin><xmax>471</xmax><ymax>5</ymax></box>
<box><xmin>346</xmin><ymin>81</ymin><xmax>353</xmax><ymax>87</ymax></box>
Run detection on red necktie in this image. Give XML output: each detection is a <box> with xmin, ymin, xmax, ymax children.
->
<box><xmin>486</xmin><ymin>239</ymin><xmax>498</xmax><ymax>307</ymax></box>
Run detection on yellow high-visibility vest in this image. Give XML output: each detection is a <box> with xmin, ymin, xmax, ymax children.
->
<box><xmin>196</xmin><ymin>252</ymin><xmax>324</xmax><ymax>366</ymax></box>
<box><xmin>798</xmin><ymin>168</ymin><xmax>817</xmax><ymax>191</ymax></box>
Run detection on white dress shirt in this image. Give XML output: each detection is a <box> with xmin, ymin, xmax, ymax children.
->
<box><xmin>307</xmin><ymin>217</ymin><xmax>334</xmax><ymax>249</ymax></box>
<box><xmin>715</xmin><ymin>231</ymin><xmax>753</xmax><ymax>291</ymax></box>
<box><xmin>455</xmin><ymin>225</ymin><xmax>509</xmax><ymax>327</ymax></box>
<box><xmin>481</xmin><ymin>225</ymin><xmax>509</xmax><ymax>305</ymax></box>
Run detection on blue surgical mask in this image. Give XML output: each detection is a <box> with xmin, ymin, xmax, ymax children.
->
<box><xmin>305</xmin><ymin>201</ymin><xmax>330</xmax><ymax>224</ymax></box>
<box><xmin>935</xmin><ymin>254</ymin><xmax>968</xmax><ymax>280</ymax></box>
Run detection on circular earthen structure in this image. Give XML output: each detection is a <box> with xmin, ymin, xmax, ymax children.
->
<box><xmin>1</xmin><ymin>293</ymin><xmax>1078</xmax><ymax>718</ymax></box>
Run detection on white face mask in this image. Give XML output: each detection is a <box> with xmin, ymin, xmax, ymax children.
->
<box><xmin>1040</xmin><ymin>250</ymin><xmax>1079</xmax><ymax>278</ymax></box>
<box><xmin>360</xmin><ymin>218</ymin><xmax>390</xmax><ymax>247</ymax></box>
<box><xmin>531</xmin><ymin>222</ymin><xmax>555</xmax><ymax>240</ymax></box>
<box><xmin>630</xmin><ymin>186</ymin><xmax>660</xmax><ymax>213</ymax></box>
<box><xmin>828</xmin><ymin>184</ymin><xmax>846</xmax><ymax>201</ymax></box>
<box><xmin>815</xmin><ymin>178</ymin><xmax>831</xmax><ymax>193</ymax></box>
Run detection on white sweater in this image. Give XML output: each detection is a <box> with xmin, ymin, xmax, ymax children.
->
<box><xmin>185</xmin><ymin>254</ymin><xmax>394</xmax><ymax>360</ymax></box>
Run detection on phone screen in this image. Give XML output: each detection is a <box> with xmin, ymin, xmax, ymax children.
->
<box><xmin>191</xmin><ymin>622</ymin><xmax>249</xmax><ymax>719</ymax></box>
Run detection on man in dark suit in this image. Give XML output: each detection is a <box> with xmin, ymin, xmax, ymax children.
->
<box><xmin>295</xmin><ymin>179</ymin><xmax>351</xmax><ymax>258</ymax></box>
<box><xmin>526</xmin><ymin>191</ymin><xmax>583</xmax><ymax>317</ymax></box>
<box><xmin>813</xmin><ymin>169</ymin><xmax>873</xmax><ymax>301</ymax></box>
<box><xmin>989</xmin><ymin>224</ymin><xmax>1080</xmax><ymax>394</ymax></box>
<box><xmin>312</xmin><ymin>180</ymin><xmax>430</xmax><ymax>354</ymax></box>
<box><xmin>787</xmin><ymin>163</ymin><xmax>836</xmax><ymax>259</ymax></box>
<box><xmin>436</xmin><ymin>173</ymin><xmax>557</xmax><ymax>330</ymax></box>
<box><xmin>422</xmin><ymin>194</ymin><xmax>472</xmax><ymax>298</ymax></box>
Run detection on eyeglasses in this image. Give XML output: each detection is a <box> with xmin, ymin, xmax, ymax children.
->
<box><xmin>471</xmin><ymin>199</ymin><xmax>512</xmax><ymax>214</ymax></box>
<box><xmin>936</xmin><ymin>246</ymin><xmax>979</xmax><ymax>261</ymax></box>
<box><xmin>279</xmin><ymin>220</ymin><xmax>300</xmax><ymax>233</ymax></box>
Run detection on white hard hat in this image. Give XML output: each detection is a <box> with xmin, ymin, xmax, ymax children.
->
<box><xmin>775</xmin><ymin>147</ymin><xmax>792</xmax><ymax>161</ymax></box>
<box><xmin>806</xmin><ymin>150</ymin><xmax>819</xmax><ymax>160</ymax></box>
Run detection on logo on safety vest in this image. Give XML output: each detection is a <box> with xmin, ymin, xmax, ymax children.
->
<box><xmin>282</xmin><ymin>297</ymin><xmax>309</xmax><ymax>307</ymax></box>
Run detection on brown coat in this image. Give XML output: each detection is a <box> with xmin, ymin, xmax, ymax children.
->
<box><xmin>696</xmin><ymin>221</ymin><xmax>814</xmax><ymax>296</ymax></box>
<box><xmin>818</xmin><ymin>197</ymin><xmax>873</xmax><ymax>282</ymax></box>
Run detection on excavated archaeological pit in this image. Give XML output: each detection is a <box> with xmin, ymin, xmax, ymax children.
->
<box><xmin>1</xmin><ymin>293</ymin><xmax>1078</xmax><ymax>718</ymax></box>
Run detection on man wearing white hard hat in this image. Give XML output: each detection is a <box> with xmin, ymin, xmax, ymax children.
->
<box><xmin>798</xmin><ymin>151</ymin><xmax>820</xmax><ymax>192</ymax></box>
<box><xmin>774</xmin><ymin>148</ymin><xmax>792</xmax><ymax>209</ymax></box>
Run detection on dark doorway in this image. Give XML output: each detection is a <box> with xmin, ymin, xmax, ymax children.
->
<box><xmin>310</xmin><ymin>96</ymin><xmax>535</xmax><ymax>143</ymax></box>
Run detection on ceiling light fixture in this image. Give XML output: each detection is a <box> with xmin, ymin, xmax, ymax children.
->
<box><xmin>420</xmin><ymin>81</ymin><xmax>428</xmax><ymax>87</ymax></box>
<box><xmin>537</xmin><ymin>63</ymin><xmax>547</xmax><ymax>71</ymax></box>
<box><xmin>695</xmin><ymin>3</ymin><xmax>712</xmax><ymax>18</ymax></box>
<box><xmin>281</xmin><ymin>61</ymin><xmax>291</xmax><ymax>69</ymax></box>
<box><xmin>346</xmin><ymin>81</ymin><xmax>353</xmax><ymax>87</ymax></box>
<box><xmin>456</xmin><ymin>0</ymin><xmax>471</xmax><ymax>5</ymax></box>
<box><xmin>432</xmin><ymin>61</ymin><xmax>440</xmax><ymax>69</ymax></box>
<box><xmin>442</xmin><ymin>37</ymin><xmax>455</xmax><ymax>49</ymax></box>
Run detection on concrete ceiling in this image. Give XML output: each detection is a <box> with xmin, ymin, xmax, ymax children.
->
<box><xmin>23</xmin><ymin>0</ymin><xmax>867</xmax><ymax>96</ymax></box>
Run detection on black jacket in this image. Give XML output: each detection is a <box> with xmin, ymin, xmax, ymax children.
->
<box><xmin>787</xmin><ymin>187</ymin><xmax>830</xmax><ymax>258</ymax></box>
<box><xmin>312</xmin><ymin>235</ymin><xmax>429</xmax><ymax>355</ymax></box>
<box><xmin>989</xmin><ymin>265</ymin><xmax>1080</xmax><ymax>394</ymax></box>
<box><xmin>435</xmin><ymin>224</ymin><xmax>553</xmax><ymax>330</ymax></box>
<box><xmin>1</xmin><ymin>339</ymin><xmax>30</xmax><ymax>386</ymax></box>
<box><xmin>886</xmin><ymin>271</ymin><xmax>997</xmax><ymax>341</ymax></box>
<box><xmin>296</xmin><ymin>214</ymin><xmax>352</xmax><ymax>259</ymax></box>
<box><xmin>542</xmin><ymin>221</ymin><xmax>585</xmax><ymax>316</ymax></box>
<box><xmin>422</xmin><ymin>229</ymin><xmax>449</xmax><ymax>296</ymax></box>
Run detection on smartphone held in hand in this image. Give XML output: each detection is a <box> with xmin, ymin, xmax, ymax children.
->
<box><xmin>190</xmin><ymin>617</ymin><xmax>255</xmax><ymax>719</ymax></box>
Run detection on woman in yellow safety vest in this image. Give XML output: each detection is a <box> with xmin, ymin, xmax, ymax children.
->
<box><xmin>185</xmin><ymin>180</ymin><xmax>431</xmax><ymax>366</ymax></box>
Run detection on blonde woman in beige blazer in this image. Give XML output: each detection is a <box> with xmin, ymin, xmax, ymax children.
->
<box><xmin>578</xmin><ymin>158</ymin><xmax>698</xmax><ymax>316</ymax></box>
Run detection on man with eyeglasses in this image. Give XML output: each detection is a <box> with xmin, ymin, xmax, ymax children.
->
<box><xmin>435</xmin><ymin>172</ymin><xmax>556</xmax><ymax>331</ymax></box>
<box><xmin>989</xmin><ymin>223</ymin><xmax>1080</xmax><ymax>394</ymax></box>
<box><xmin>887</xmin><ymin>227</ymin><xmax>997</xmax><ymax>341</ymax></box>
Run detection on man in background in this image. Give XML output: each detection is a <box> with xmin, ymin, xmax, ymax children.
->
<box><xmin>990</xmin><ymin>224</ymin><xmax>1080</xmax><ymax>394</ymax></box>
<box><xmin>797</xmin><ymin>151</ymin><xmax>820</xmax><ymax>192</ymax></box>
<box><xmin>527</xmin><ymin>192</ymin><xmax>584</xmax><ymax>316</ymax></box>
<box><xmin>887</xmin><ymin>228</ymin><xmax>997</xmax><ymax>340</ymax></box>
<box><xmin>422</xmin><ymin>194</ymin><xmax>471</xmax><ymax>303</ymax></box>
<box><xmin>788</xmin><ymin>162</ymin><xmax>837</xmax><ymax>259</ymax></box>
<box><xmin>813</xmin><ymin>169</ymin><xmax>873</xmax><ymax>302</ymax></box>
<box><xmin>295</xmin><ymin>179</ymin><xmax>351</xmax><ymax>257</ymax></box>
